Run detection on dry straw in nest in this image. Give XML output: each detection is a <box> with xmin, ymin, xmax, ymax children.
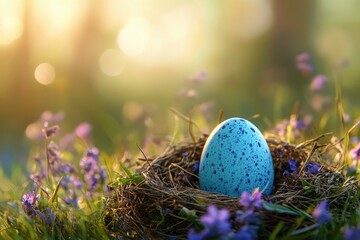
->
<box><xmin>103</xmin><ymin>134</ymin><xmax>359</xmax><ymax>239</ymax></box>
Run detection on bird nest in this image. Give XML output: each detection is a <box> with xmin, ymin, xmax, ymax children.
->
<box><xmin>103</xmin><ymin>134</ymin><xmax>359</xmax><ymax>239</ymax></box>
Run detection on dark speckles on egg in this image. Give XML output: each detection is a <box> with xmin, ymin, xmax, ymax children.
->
<box><xmin>199</xmin><ymin>117</ymin><xmax>274</xmax><ymax>197</ymax></box>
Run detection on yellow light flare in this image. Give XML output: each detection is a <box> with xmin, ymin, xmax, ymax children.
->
<box><xmin>34</xmin><ymin>63</ymin><xmax>56</xmax><ymax>85</ymax></box>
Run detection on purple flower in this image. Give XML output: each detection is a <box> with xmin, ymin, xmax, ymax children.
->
<box><xmin>41</xmin><ymin>111</ymin><xmax>64</xmax><ymax>125</ymax></box>
<box><xmin>22</xmin><ymin>191</ymin><xmax>40</xmax><ymax>217</ymax></box>
<box><xmin>192</xmin><ymin>162</ymin><xmax>200</xmax><ymax>174</ymax></box>
<box><xmin>344</xmin><ymin>225</ymin><xmax>360</xmax><ymax>240</ymax></box>
<box><xmin>36</xmin><ymin>208</ymin><xmax>56</xmax><ymax>225</ymax></box>
<box><xmin>189</xmin><ymin>70</ymin><xmax>206</xmax><ymax>85</ymax></box>
<box><xmin>75</xmin><ymin>122</ymin><xmax>92</xmax><ymax>138</ymax></box>
<box><xmin>312</xmin><ymin>200</ymin><xmax>332</xmax><ymax>225</ymax></box>
<box><xmin>42</xmin><ymin>125</ymin><xmax>60</xmax><ymax>138</ymax></box>
<box><xmin>288</xmin><ymin>159</ymin><xmax>298</xmax><ymax>172</ymax></box>
<box><xmin>295</xmin><ymin>52</ymin><xmax>314</xmax><ymax>76</ymax></box>
<box><xmin>80</xmin><ymin>147</ymin><xmax>106</xmax><ymax>193</ymax></box>
<box><xmin>230</xmin><ymin>225</ymin><xmax>258</xmax><ymax>240</ymax></box>
<box><xmin>236</xmin><ymin>210</ymin><xmax>261</xmax><ymax>226</ymax></box>
<box><xmin>188</xmin><ymin>205</ymin><xmax>232</xmax><ymax>239</ymax></box>
<box><xmin>47</xmin><ymin>141</ymin><xmax>62</xmax><ymax>165</ymax></box>
<box><xmin>350</xmin><ymin>143</ymin><xmax>360</xmax><ymax>161</ymax></box>
<box><xmin>239</xmin><ymin>188</ymin><xmax>262</xmax><ymax>212</ymax></box>
<box><xmin>296</xmin><ymin>52</ymin><xmax>311</xmax><ymax>63</ymax></box>
<box><xmin>80</xmin><ymin>147</ymin><xmax>99</xmax><ymax>172</ymax></box>
<box><xmin>306</xmin><ymin>163</ymin><xmax>320</xmax><ymax>175</ymax></box>
<box><xmin>310</xmin><ymin>75</ymin><xmax>327</xmax><ymax>91</ymax></box>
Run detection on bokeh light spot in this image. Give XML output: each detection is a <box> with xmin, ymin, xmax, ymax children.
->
<box><xmin>99</xmin><ymin>49</ymin><xmax>124</xmax><ymax>77</ymax></box>
<box><xmin>123</xmin><ymin>102</ymin><xmax>143</xmax><ymax>121</ymax></box>
<box><xmin>25</xmin><ymin>122</ymin><xmax>43</xmax><ymax>140</ymax></box>
<box><xmin>117</xmin><ymin>18</ymin><xmax>151</xmax><ymax>57</ymax></box>
<box><xmin>34</xmin><ymin>63</ymin><xmax>56</xmax><ymax>85</ymax></box>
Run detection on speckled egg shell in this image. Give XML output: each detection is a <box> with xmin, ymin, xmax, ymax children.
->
<box><xmin>199</xmin><ymin>118</ymin><xmax>274</xmax><ymax>197</ymax></box>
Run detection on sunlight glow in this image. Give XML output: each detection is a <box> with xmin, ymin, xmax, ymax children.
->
<box><xmin>0</xmin><ymin>0</ymin><xmax>23</xmax><ymax>45</ymax></box>
<box><xmin>99</xmin><ymin>49</ymin><xmax>124</xmax><ymax>77</ymax></box>
<box><xmin>34</xmin><ymin>63</ymin><xmax>56</xmax><ymax>85</ymax></box>
<box><xmin>117</xmin><ymin>18</ymin><xmax>151</xmax><ymax>57</ymax></box>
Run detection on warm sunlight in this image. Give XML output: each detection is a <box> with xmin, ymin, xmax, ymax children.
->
<box><xmin>0</xmin><ymin>0</ymin><xmax>23</xmax><ymax>45</ymax></box>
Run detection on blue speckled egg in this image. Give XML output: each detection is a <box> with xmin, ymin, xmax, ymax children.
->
<box><xmin>199</xmin><ymin>118</ymin><xmax>274</xmax><ymax>197</ymax></box>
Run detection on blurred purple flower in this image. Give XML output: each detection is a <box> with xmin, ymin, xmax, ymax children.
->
<box><xmin>182</xmin><ymin>152</ymin><xmax>189</xmax><ymax>161</ymax></box>
<box><xmin>22</xmin><ymin>191</ymin><xmax>40</xmax><ymax>217</ymax></box>
<box><xmin>344</xmin><ymin>225</ymin><xmax>360</xmax><ymax>240</ymax></box>
<box><xmin>80</xmin><ymin>147</ymin><xmax>106</xmax><ymax>193</ymax></box>
<box><xmin>236</xmin><ymin>210</ymin><xmax>261</xmax><ymax>226</ymax></box>
<box><xmin>41</xmin><ymin>111</ymin><xmax>64</xmax><ymax>125</ymax></box>
<box><xmin>75</xmin><ymin>122</ymin><xmax>92</xmax><ymax>138</ymax></box>
<box><xmin>273</xmin><ymin>115</ymin><xmax>312</xmax><ymax>140</ymax></box>
<box><xmin>310</xmin><ymin>75</ymin><xmax>327</xmax><ymax>91</ymax></box>
<box><xmin>230</xmin><ymin>225</ymin><xmax>258</xmax><ymax>240</ymax></box>
<box><xmin>295</xmin><ymin>52</ymin><xmax>314</xmax><ymax>76</ymax></box>
<box><xmin>239</xmin><ymin>188</ymin><xmax>262</xmax><ymax>212</ymax></box>
<box><xmin>296</xmin><ymin>52</ymin><xmax>311</xmax><ymax>63</ymax></box>
<box><xmin>60</xmin><ymin>133</ymin><xmax>75</xmax><ymax>149</ymax></box>
<box><xmin>189</xmin><ymin>70</ymin><xmax>206</xmax><ymax>85</ymax></box>
<box><xmin>64</xmin><ymin>189</ymin><xmax>79</xmax><ymax>207</ymax></box>
<box><xmin>192</xmin><ymin>162</ymin><xmax>200</xmax><ymax>174</ymax></box>
<box><xmin>288</xmin><ymin>159</ymin><xmax>298</xmax><ymax>172</ymax></box>
<box><xmin>350</xmin><ymin>143</ymin><xmax>360</xmax><ymax>161</ymax></box>
<box><xmin>36</xmin><ymin>208</ymin><xmax>56</xmax><ymax>225</ymax></box>
<box><xmin>42</xmin><ymin>125</ymin><xmax>60</xmax><ymax>138</ymax></box>
<box><xmin>80</xmin><ymin>147</ymin><xmax>99</xmax><ymax>172</ymax></box>
<box><xmin>306</xmin><ymin>163</ymin><xmax>321</xmax><ymax>175</ymax></box>
<box><xmin>188</xmin><ymin>205</ymin><xmax>232</xmax><ymax>239</ymax></box>
<box><xmin>312</xmin><ymin>200</ymin><xmax>332</xmax><ymax>225</ymax></box>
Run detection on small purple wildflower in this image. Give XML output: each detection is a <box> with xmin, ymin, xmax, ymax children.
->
<box><xmin>22</xmin><ymin>191</ymin><xmax>40</xmax><ymax>217</ymax></box>
<box><xmin>283</xmin><ymin>170</ymin><xmax>291</xmax><ymax>177</ymax></box>
<box><xmin>36</xmin><ymin>208</ymin><xmax>56</xmax><ymax>225</ymax></box>
<box><xmin>296</xmin><ymin>52</ymin><xmax>311</xmax><ymax>63</ymax></box>
<box><xmin>288</xmin><ymin>159</ymin><xmax>298</xmax><ymax>172</ymax></box>
<box><xmin>344</xmin><ymin>225</ymin><xmax>360</xmax><ymax>240</ymax></box>
<box><xmin>239</xmin><ymin>188</ymin><xmax>262</xmax><ymax>212</ymax></box>
<box><xmin>350</xmin><ymin>143</ymin><xmax>360</xmax><ymax>161</ymax></box>
<box><xmin>230</xmin><ymin>225</ymin><xmax>258</xmax><ymax>240</ymax></box>
<box><xmin>295</xmin><ymin>52</ymin><xmax>314</xmax><ymax>76</ymax></box>
<box><xmin>312</xmin><ymin>200</ymin><xmax>332</xmax><ymax>225</ymax></box>
<box><xmin>182</xmin><ymin>152</ymin><xmax>189</xmax><ymax>161</ymax></box>
<box><xmin>306</xmin><ymin>163</ymin><xmax>321</xmax><ymax>175</ymax></box>
<box><xmin>310</xmin><ymin>75</ymin><xmax>327</xmax><ymax>91</ymax></box>
<box><xmin>192</xmin><ymin>162</ymin><xmax>200</xmax><ymax>174</ymax></box>
<box><xmin>189</xmin><ymin>70</ymin><xmax>206</xmax><ymax>85</ymax></box>
<box><xmin>41</xmin><ymin>111</ymin><xmax>64</xmax><ymax>125</ymax></box>
<box><xmin>42</xmin><ymin>125</ymin><xmax>60</xmax><ymax>138</ymax></box>
<box><xmin>236</xmin><ymin>210</ymin><xmax>261</xmax><ymax>226</ymax></box>
<box><xmin>80</xmin><ymin>147</ymin><xmax>99</xmax><ymax>172</ymax></box>
<box><xmin>188</xmin><ymin>205</ymin><xmax>232</xmax><ymax>239</ymax></box>
<box><xmin>75</xmin><ymin>122</ymin><xmax>92</xmax><ymax>138</ymax></box>
<box><xmin>80</xmin><ymin>147</ymin><xmax>106</xmax><ymax>193</ymax></box>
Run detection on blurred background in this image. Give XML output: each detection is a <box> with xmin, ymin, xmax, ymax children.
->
<box><xmin>1</xmin><ymin>0</ymin><xmax>360</xmax><ymax>173</ymax></box>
